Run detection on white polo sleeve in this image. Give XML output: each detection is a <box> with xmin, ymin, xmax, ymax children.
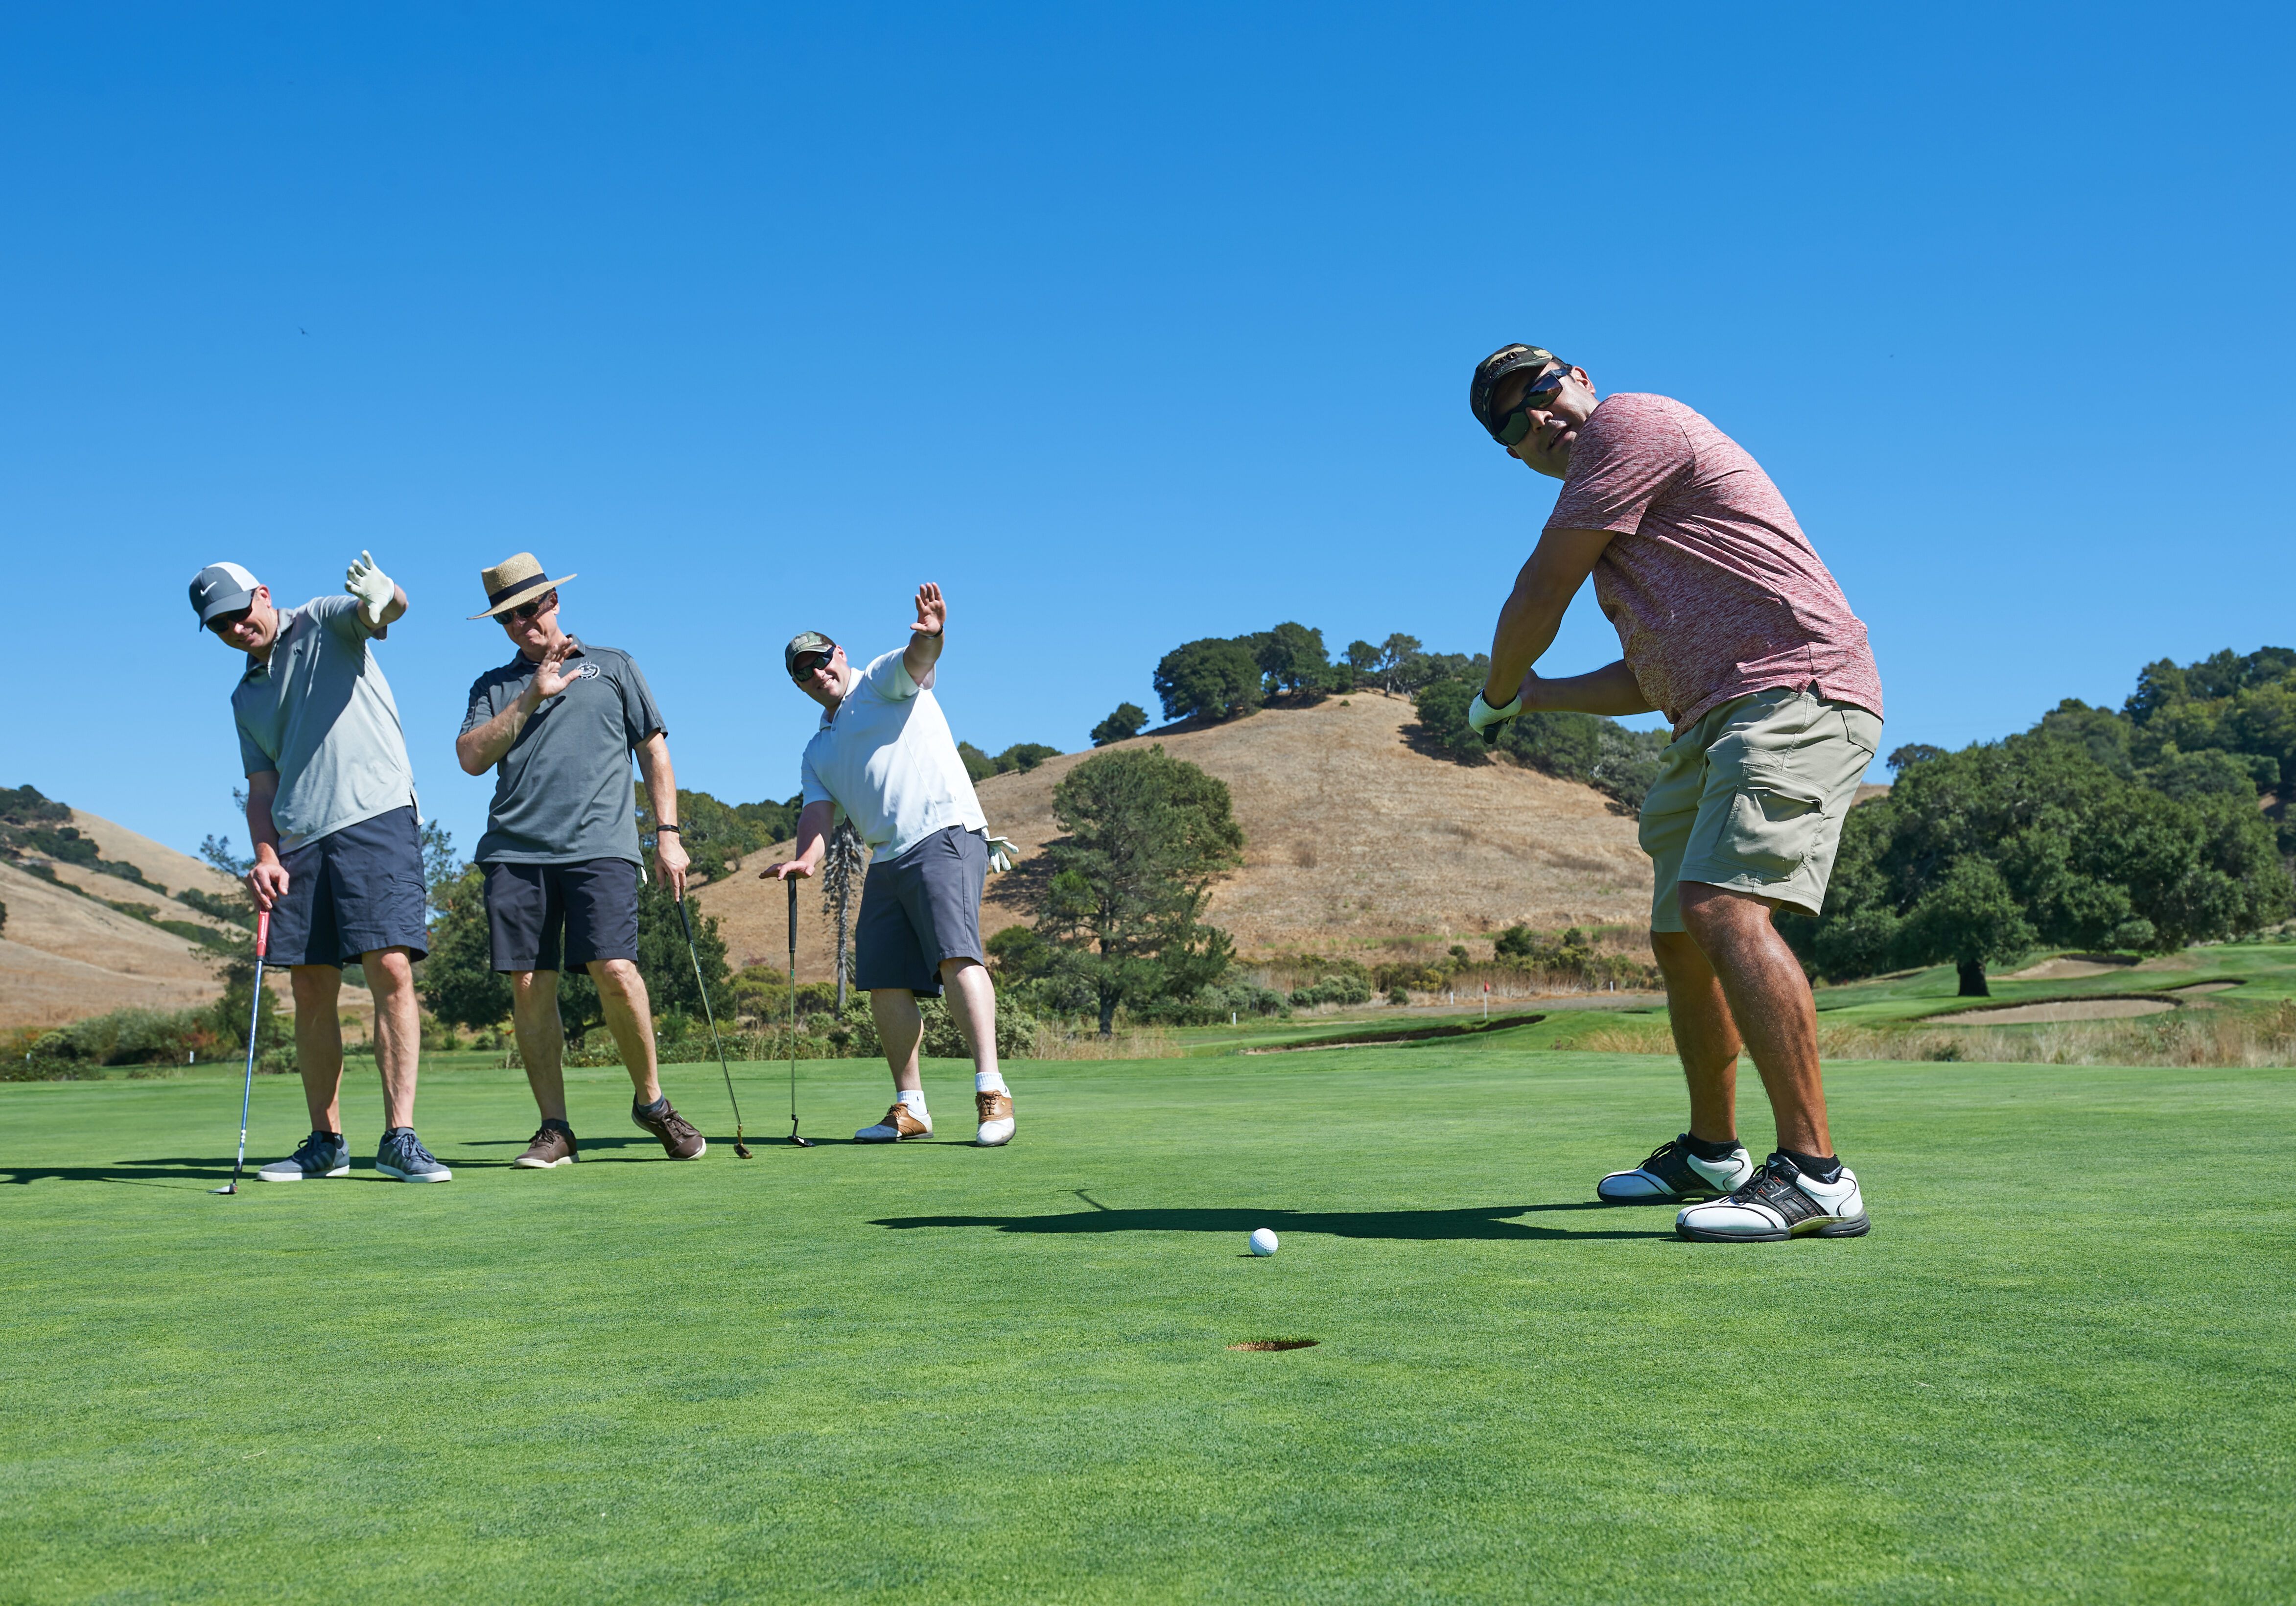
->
<box><xmin>865</xmin><ymin>648</ymin><xmax>919</xmax><ymax>702</ymax></box>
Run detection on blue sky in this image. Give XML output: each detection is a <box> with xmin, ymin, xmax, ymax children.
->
<box><xmin>5</xmin><ymin>2</ymin><xmax>2291</xmax><ymax>866</ymax></box>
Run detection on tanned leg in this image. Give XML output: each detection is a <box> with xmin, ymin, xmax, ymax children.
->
<box><xmin>1677</xmin><ymin>882</ymin><xmax>1831</xmax><ymax>1157</ymax></box>
<box><xmin>511</xmin><ymin>970</ymin><xmax>569</xmax><ymax>1125</ymax></box>
<box><xmin>870</xmin><ymin>988</ymin><xmax>925</xmax><ymax>1096</ymax></box>
<box><xmin>289</xmin><ymin>965</ymin><xmax>346</xmax><ymax>1133</ymax></box>
<box><xmin>359</xmin><ymin>946</ymin><xmax>421</xmax><ymax>1130</ymax></box>
<box><xmin>588</xmin><ymin>958</ymin><xmax>663</xmax><ymax>1106</ymax></box>
<box><xmin>1649</xmin><ymin>929</ymin><xmax>1741</xmax><ymax>1144</ymax></box>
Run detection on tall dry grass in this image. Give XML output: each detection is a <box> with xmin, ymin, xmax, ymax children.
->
<box><xmin>1028</xmin><ymin>1022</ymin><xmax>1185</xmax><ymax>1060</ymax></box>
<box><xmin>1561</xmin><ymin>1000</ymin><xmax>2296</xmax><ymax>1069</ymax></box>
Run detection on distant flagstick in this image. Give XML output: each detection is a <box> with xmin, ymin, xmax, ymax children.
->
<box><xmin>214</xmin><ymin>911</ymin><xmax>271</xmax><ymax>1195</ymax></box>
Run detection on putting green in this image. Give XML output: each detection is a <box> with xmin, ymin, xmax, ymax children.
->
<box><xmin>2</xmin><ymin>1047</ymin><xmax>2291</xmax><ymax>1602</ymax></box>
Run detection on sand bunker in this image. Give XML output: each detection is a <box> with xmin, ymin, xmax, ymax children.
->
<box><xmin>1935</xmin><ymin>998</ymin><xmax>2175</xmax><ymax>1025</ymax></box>
<box><xmin>2167</xmin><ymin>981</ymin><xmax>2240</xmax><ymax>996</ymax></box>
<box><xmin>2007</xmin><ymin>956</ymin><xmax>2134</xmax><ymax>980</ymax></box>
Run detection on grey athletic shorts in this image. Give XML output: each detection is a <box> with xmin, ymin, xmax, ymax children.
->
<box><xmin>266</xmin><ymin>804</ymin><xmax>430</xmax><ymax>968</ymax></box>
<box><xmin>855</xmin><ymin>825</ymin><xmax>987</xmax><ymax>996</ymax></box>
<box><xmin>1640</xmin><ymin>687</ymin><xmax>1883</xmax><ymax>931</ymax></box>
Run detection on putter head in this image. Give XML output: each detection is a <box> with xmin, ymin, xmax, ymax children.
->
<box><xmin>211</xmin><ymin>1183</ymin><xmax>238</xmax><ymax>1195</ymax></box>
<box><xmin>733</xmin><ymin>1140</ymin><xmax>754</xmax><ymax>1158</ymax></box>
<box><xmin>788</xmin><ymin>1133</ymin><xmax>815</xmax><ymax>1148</ymax></box>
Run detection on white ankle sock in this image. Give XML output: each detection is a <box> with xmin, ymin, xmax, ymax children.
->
<box><xmin>975</xmin><ymin>1070</ymin><xmax>1007</xmax><ymax>1094</ymax></box>
<box><xmin>899</xmin><ymin>1088</ymin><xmax>929</xmax><ymax>1115</ymax></box>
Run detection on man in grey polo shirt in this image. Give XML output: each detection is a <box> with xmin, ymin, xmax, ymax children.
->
<box><xmin>766</xmin><ymin>582</ymin><xmax>1016</xmax><ymax>1148</ymax></box>
<box><xmin>455</xmin><ymin>553</ymin><xmax>707</xmax><ymax>1170</ymax></box>
<box><xmin>190</xmin><ymin>553</ymin><xmax>447</xmax><ymax>1184</ymax></box>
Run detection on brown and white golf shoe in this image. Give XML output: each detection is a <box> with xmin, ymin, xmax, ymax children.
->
<box><xmin>514</xmin><ymin>1122</ymin><xmax>579</xmax><ymax>1169</ymax></box>
<box><xmin>855</xmin><ymin>1102</ymin><xmax>933</xmax><ymax>1142</ymax></box>
<box><xmin>975</xmin><ymin>1087</ymin><xmax>1015</xmax><ymax>1147</ymax></box>
<box><xmin>631</xmin><ymin>1099</ymin><xmax>708</xmax><ymax>1159</ymax></box>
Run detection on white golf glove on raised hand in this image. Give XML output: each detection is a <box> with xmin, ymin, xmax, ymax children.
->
<box><xmin>986</xmin><ymin>836</ymin><xmax>1018</xmax><ymax>873</ymax></box>
<box><xmin>1467</xmin><ymin>688</ymin><xmax>1523</xmax><ymax>744</ymax></box>
<box><xmin>345</xmin><ymin>550</ymin><xmax>395</xmax><ymax>623</ymax></box>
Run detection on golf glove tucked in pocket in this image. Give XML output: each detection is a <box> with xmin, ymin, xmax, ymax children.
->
<box><xmin>985</xmin><ymin>836</ymin><xmax>1018</xmax><ymax>873</ymax></box>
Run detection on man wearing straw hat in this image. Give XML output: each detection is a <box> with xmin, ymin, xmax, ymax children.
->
<box><xmin>189</xmin><ymin>552</ymin><xmax>446</xmax><ymax>1184</ymax></box>
<box><xmin>455</xmin><ymin>553</ymin><xmax>708</xmax><ymax>1170</ymax></box>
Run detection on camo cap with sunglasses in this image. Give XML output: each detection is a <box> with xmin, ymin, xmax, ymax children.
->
<box><xmin>785</xmin><ymin>631</ymin><xmax>837</xmax><ymax>681</ymax></box>
<box><xmin>1468</xmin><ymin>343</ymin><xmax>1570</xmax><ymax>447</ymax></box>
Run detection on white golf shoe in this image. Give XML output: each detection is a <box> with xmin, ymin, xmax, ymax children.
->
<box><xmin>856</xmin><ymin>1102</ymin><xmax>932</xmax><ymax>1142</ymax></box>
<box><xmin>975</xmin><ymin>1086</ymin><xmax>1015</xmax><ymax>1147</ymax></box>
<box><xmin>1597</xmin><ymin>1134</ymin><xmax>1754</xmax><ymax>1203</ymax></box>
<box><xmin>1675</xmin><ymin>1155</ymin><xmax>1869</xmax><ymax>1242</ymax></box>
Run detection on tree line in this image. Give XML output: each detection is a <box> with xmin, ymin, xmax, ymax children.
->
<box><xmin>1788</xmin><ymin>645</ymin><xmax>2296</xmax><ymax>994</ymax></box>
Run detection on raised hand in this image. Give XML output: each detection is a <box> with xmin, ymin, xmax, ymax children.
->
<box><xmin>345</xmin><ymin>549</ymin><xmax>398</xmax><ymax>625</ymax></box>
<box><xmin>912</xmin><ymin>582</ymin><xmax>946</xmax><ymax>637</ymax></box>
<box><xmin>529</xmin><ymin>637</ymin><xmax>580</xmax><ymax>701</ymax></box>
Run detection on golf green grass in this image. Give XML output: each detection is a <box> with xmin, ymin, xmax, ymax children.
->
<box><xmin>4</xmin><ymin>1043</ymin><xmax>2291</xmax><ymax>1602</ymax></box>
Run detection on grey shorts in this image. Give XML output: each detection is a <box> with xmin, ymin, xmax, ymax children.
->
<box><xmin>1640</xmin><ymin>687</ymin><xmax>1883</xmax><ymax>931</ymax></box>
<box><xmin>265</xmin><ymin>805</ymin><xmax>430</xmax><ymax>968</ymax></box>
<box><xmin>855</xmin><ymin>826</ymin><xmax>987</xmax><ymax>996</ymax></box>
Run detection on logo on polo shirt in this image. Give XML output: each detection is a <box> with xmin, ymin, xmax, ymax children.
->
<box><xmin>575</xmin><ymin>664</ymin><xmax>600</xmax><ymax>680</ymax></box>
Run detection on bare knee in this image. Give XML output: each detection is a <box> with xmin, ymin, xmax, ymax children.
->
<box><xmin>363</xmin><ymin>946</ymin><xmax>416</xmax><ymax>993</ymax></box>
<box><xmin>939</xmin><ymin>956</ymin><xmax>988</xmax><ymax>987</ymax></box>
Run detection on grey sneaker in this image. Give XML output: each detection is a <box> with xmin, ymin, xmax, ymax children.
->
<box><xmin>257</xmin><ymin>1130</ymin><xmax>350</xmax><ymax>1182</ymax></box>
<box><xmin>375</xmin><ymin>1128</ymin><xmax>453</xmax><ymax>1182</ymax></box>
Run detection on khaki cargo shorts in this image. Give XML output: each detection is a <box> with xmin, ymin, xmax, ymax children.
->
<box><xmin>1640</xmin><ymin>687</ymin><xmax>1883</xmax><ymax>932</ymax></box>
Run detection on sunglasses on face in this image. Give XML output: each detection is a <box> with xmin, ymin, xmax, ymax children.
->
<box><xmin>209</xmin><ymin>606</ymin><xmax>254</xmax><ymax>633</ymax></box>
<box><xmin>791</xmin><ymin>651</ymin><xmax>833</xmax><ymax>681</ymax></box>
<box><xmin>1490</xmin><ymin>368</ymin><xmax>1568</xmax><ymax>447</ymax></box>
<box><xmin>503</xmin><ymin>593</ymin><xmax>555</xmax><ymax>623</ymax></box>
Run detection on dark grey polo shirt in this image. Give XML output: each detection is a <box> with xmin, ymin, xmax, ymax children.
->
<box><xmin>460</xmin><ymin>639</ymin><xmax>666</xmax><ymax>866</ymax></box>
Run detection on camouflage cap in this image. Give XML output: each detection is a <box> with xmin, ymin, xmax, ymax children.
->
<box><xmin>784</xmin><ymin>630</ymin><xmax>837</xmax><ymax>680</ymax></box>
<box><xmin>1468</xmin><ymin>343</ymin><xmax>1562</xmax><ymax>439</ymax></box>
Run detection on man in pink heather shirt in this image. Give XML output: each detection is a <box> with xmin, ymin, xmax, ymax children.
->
<box><xmin>1465</xmin><ymin>343</ymin><xmax>1884</xmax><ymax>1245</ymax></box>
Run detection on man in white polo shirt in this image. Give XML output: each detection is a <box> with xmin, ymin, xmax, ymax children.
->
<box><xmin>765</xmin><ymin>582</ymin><xmax>1015</xmax><ymax>1147</ymax></box>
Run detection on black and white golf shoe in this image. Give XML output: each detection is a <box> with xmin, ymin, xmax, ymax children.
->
<box><xmin>1675</xmin><ymin>1154</ymin><xmax>1868</xmax><ymax>1243</ymax></box>
<box><xmin>1596</xmin><ymin>1134</ymin><xmax>1754</xmax><ymax>1204</ymax></box>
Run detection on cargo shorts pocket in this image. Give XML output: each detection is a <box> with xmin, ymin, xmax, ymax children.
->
<box><xmin>1721</xmin><ymin>771</ymin><xmax>1829</xmax><ymax>876</ymax></box>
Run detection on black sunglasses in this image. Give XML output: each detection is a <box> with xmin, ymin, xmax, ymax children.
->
<box><xmin>208</xmin><ymin>605</ymin><xmax>255</xmax><ymax>633</ymax></box>
<box><xmin>1489</xmin><ymin>367</ymin><xmax>1568</xmax><ymax>447</ymax></box>
<box><xmin>503</xmin><ymin>591</ymin><xmax>556</xmax><ymax>623</ymax></box>
<box><xmin>791</xmin><ymin>651</ymin><xmax>834</xmax><ymax>681</ymax></box>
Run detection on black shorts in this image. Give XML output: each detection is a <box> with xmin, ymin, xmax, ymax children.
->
<box><xmin>483</xmin><ymin>858</ymin><xmax>640</xmax><ymax>973</ymax></box>
<box><xmin>266</xmin><ymin>805</ymin><xmax>430</xmax><ymax>968</ymax></box>
<box><xmin>855</xmin><ymin>826</ymin><xmax>986</xmax><ymax>997</ymax></box>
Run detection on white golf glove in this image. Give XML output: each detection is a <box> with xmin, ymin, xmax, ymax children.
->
<box><xmin>986</xmin><ymin>835</ymin><xmax>1018</xmax><ymax>873</ymax></box>
<box><xmin>345</xmin><ymin>550</ymin><xmax>395</xmax><ymax>622</ymax></box>
<box><xmin>1466</xmin><ymin>688</ymin><xmax>1522</xmax><ymax>744</ymax></box>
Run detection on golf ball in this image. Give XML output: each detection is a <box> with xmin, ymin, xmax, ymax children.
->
<box><xmin>1248</xmin><ymin>1228</ymin><xmax>1280</xmax><ymax>1256</ymax></box>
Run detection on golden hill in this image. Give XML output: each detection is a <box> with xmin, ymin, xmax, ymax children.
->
<box><xmin>689</xmin><ymin>692</ymin><xmax>1652</xmax><ymax>983</ymax></box>
<box><xmin>0</xmin><ymin>810</ymin><xmax>286</xmax><ymax>1029</ymax></box>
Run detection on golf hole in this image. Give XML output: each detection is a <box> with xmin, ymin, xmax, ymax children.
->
<box><xmin>1227</xmin><ymin>1339</ymin><xmax>1319</xmax><ymax>1352</ymax></box>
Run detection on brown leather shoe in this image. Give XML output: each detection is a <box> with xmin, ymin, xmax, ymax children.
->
<box><xmin>855</xmin><ymin>1102</ymin><xmax>933</xmax><ymax>1142</ymax></box>
<box><xmin>514</xmin><ymin>1122</ymin><xmax>578</xmax><ymax>1169</ymax></box>
<box><xmin>631</xmin><ymin>1099</ymin><xmax>707</xmax><ymax>1159</ymax></box>
<box><xmin>975</xmin><ymin>1087</ymin><xmax>1015</xmax><ymax>1147</ymax></box>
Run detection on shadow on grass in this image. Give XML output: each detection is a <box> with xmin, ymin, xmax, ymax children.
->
<box><xmin>870</xmin><ymin>1201</ymin><xmax>1672</xmax><ymax>1242</ymax></box>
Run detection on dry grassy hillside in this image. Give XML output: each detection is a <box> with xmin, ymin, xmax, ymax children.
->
<box><xmin>689</xmin><ymin>693</ymin><xmax>1651</xmax><ymax>983</ymax></box>
<box><xmin>0</xmin><ymin>810</ymin><xmax>276</xmax><ymax>1028</ymax></box>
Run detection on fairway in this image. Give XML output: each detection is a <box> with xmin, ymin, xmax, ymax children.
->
<box><xmin>4</xmin><ymin>1046</ymin><xmax>2291</xmax><ymax>1604</ymax></box>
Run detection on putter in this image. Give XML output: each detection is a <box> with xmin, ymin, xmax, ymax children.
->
<box><xmin>785</xmin><ymin>875</ymin><xmax>813</xmax><ymax>1146</ymax></box>
<box><xmin>677</xmin><ymin>892</ymin><xmax>751</xmax><ymax>1158</ymax></box>
<box><xmin>213</xmin><ymin>909</ymin><xmax>271</xmax><ymax>1195</ymax></box>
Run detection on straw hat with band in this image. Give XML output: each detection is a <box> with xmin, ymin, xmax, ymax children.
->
<box><xmin>469</xmin><ymin>553</ymin><xmax>578</xmax><ymax>620</ymax></box>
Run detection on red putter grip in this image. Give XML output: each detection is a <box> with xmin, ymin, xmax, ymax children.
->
<box><xmin>256</xmin><ymin>909</ymin><xmax>270</xmax><ymax>959</ymax></box>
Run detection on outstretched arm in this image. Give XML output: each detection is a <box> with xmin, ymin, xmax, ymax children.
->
<box><xmin>1483</xmin><ymin>527</ymin><xmax>1615</xmax><ymax>705</ymax></box>
<box><xmin>1520</xmin><ymin>659</ymin><xmax>1656</xmax><ymax>717</ymax></box>
<box><xmin>902</xmin><ymin>582</ymin><xmax>946</xmax><ymax>690</ymax></box>
<box><xmin>763</xmin><ymin>801</ymin><xmax>838</xmax><ymax>880</ymax></box>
